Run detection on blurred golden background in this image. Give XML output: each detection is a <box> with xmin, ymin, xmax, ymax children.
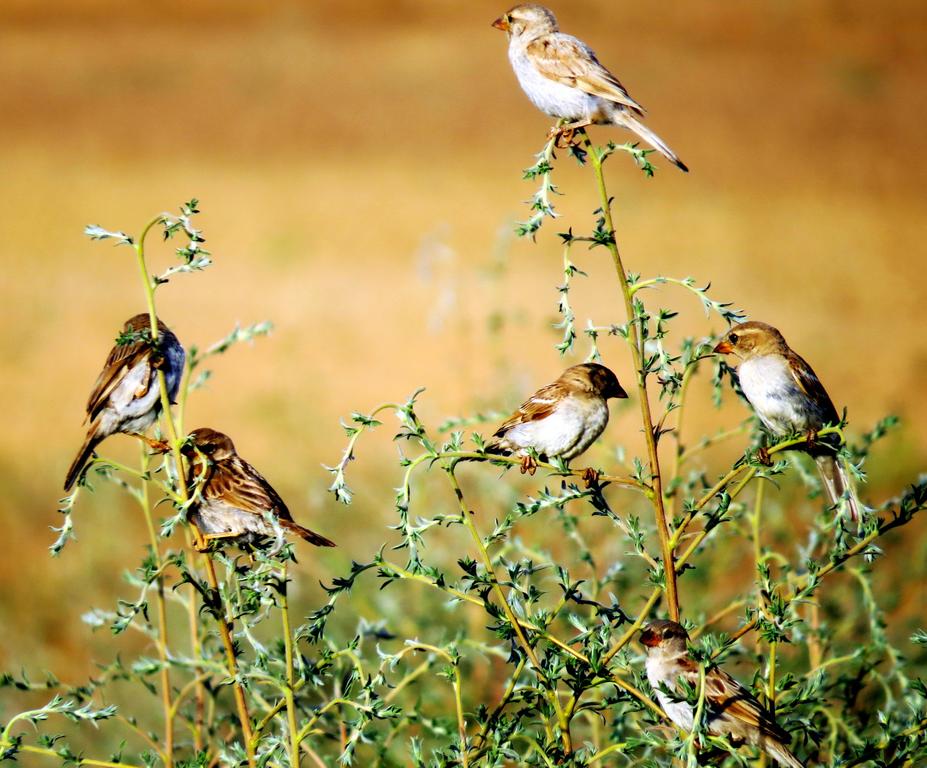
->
<box><xmin>1</xmin><ymin>0</ymin><xmax>926</xmax><ymax>698</ymax></box>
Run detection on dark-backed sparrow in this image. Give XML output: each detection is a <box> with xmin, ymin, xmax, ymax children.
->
<box><xmin>492</xmin><ymin>4</ymin><xmax>688</xmax><ymax>171</ymax></box>
<box><xmin>485</xmin><ymin>363</ymin><xmax>627</xmax><ymax>478</ymax></box>
<box><xmin>641</xmin><ymin>620</ymin><xmax>804</xmax><ymax>768</ymax></box>
<box><xmin>181</xmin><ymin>427</ymin><xmax>335</xmax><ymax>550</ymax></box>
<box><xmin>713</xmin><ymin>321</ymin><xmax>863</xmax><ymax>522</ymax></box>
<box><xmin>64</xmin><ymin>314</ymin><xmax>185</xmax><ymax>491</ymax></box>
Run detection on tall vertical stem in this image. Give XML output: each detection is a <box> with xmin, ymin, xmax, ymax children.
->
<box><xmin>753</xmin><ymin>481</ymin><xmax>772</xmax><ymax>768</ymax></box>
<box><xmin>187</xmin><ymin>580</ymin><xmax>206</xmax><ymax>751</ymax></box>
<box><xmin>281</xmin><ymin>562</ymin><xmax>301</xmax><ymax>766</ymax></box>
<box><xmin>587</xmin><ymin>143</ymin><xmax>679</xmax><ymax>621</ymax></box>
<box><xmin>133</xmin><ymin>219</ymin><xmax>256</xmax><ymax>767</ymax></box>
<box><xmin>139</xmin><ymin>448</ymin><xmax>174</xmax><ymax>767</ymax></box>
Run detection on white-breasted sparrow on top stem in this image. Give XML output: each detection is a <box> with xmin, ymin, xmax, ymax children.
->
<box><xmin>641</xmin><ymin>620</ymin><xmax>804</xmax><ymax>768</ymax></box>
<box><xmin>485</xmin><ymin>363</ymin><xmax>627</xmax><ymax>478</ymax></box>
<box><xmin>64</xmin><ymin>313</ymin><xmax>185</xmax><ymax>491</ymax></box>
<box><xmin>713</xmin><ymin>321</ymin><xmax>863</xmax><ymax>522</ymax></box>
<box><xmin>492</xmin><ymin>4</ymin><xmax>688</xmax><ymax>172</ymax></box>
<box><xmin>180</xmin><ymin>428</ymin><xmax>335</xmax><ymax>550</ymax></box>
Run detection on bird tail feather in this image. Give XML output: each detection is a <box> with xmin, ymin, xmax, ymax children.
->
<box><xmin>64</xmin><ymin>428</ymin><xmax>104</xmax><ymax>491</ymax></box>
<box><xmin>482</xmin><ymin>440</ymin><xmax>509</xmax><ymax>456</ymax></box>
<box><xmin>815</xmin><ymin>455</ymin><xmax>864</xmax><ymax>523</ymax></box>
<box><xmin>279</xmin><ymin>519</ymin><xmax>336</xmax><ymax>547</ymax></box>
<box><xmin>612</xmin><ymin>111</ymin><xmax>688</xmax><ymax>172</ymax></box>
<box><xmin>763</xmin><ymin>739</ymin><xmax>805</xmax><ymax>768</ymax></box>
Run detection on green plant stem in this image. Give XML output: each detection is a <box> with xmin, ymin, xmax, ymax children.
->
<box><xmin>405</xmin><ymin>643</ymin><xmax>468</xmax><ymax>767</ymax></box>
<box><xmin>587</xmin><ymin>742</ymin><xmax>631</xmax><ymax>764</ymax></box>
<box><xmin>184</xmin><ymin>554</ymin><xmax>206</xmax><ymax>752</ymax></box>
<box><xmin>473</xmin><ymin>657</ymin><xmax>526</xmax><ymax>751</ymax></box>
<box><xmin>511</xmin><ymin>733</ymin><xmax>557</xmax><ymax>768</ymax></box>
<box><xmin>752</xmin><ymin>481</ymin><xmax>773</xmax><ymax>768</ymax></box>
<box><xmin>686</xmin><ymin>664</ymin><xmax>708</xmax><ymax>766</ymax></box>
<box><xmin>133</xmin><ymin>217</ymin><xmax>256</xmax><ymax>767</ymax></box>
<box><xmin>280</xmin><ymin>562</ymin><xmax>301</xmax><ymax>767</ymax></box>
<box><xmin>1</xmin><ymin>745</ymin><xmax>144</xmax><ymax>768</ymax></box>
<box><xmin>139</xmin><ymin>447</ymin><xmax>174</xmax><ymax>768</ymax></box>
<box><xmin>752</xmin><ymin>480</ymin><xmax>765</xmax><ymax>570</ymax></box>
<box><xmin>447</xmin><ymin>468</ymin><xmax>573</xmax><ymax>755</ymax></box>
<box><xmin>587</xmin><ymin>139</ymin><xmax>679</xmax><ymax>622</ymax></box>
<box><xmin>384</xmin><ymin>659</ymin><xmax>432</xmax><ymax>703</ymax></box>
<box><xmin>600</xmin><ymin>589</ymin><xmax>662</xmax><ymax>666</ymax></box>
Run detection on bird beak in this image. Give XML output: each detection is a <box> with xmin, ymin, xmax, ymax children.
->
<box><xmin>640</xmin><ymin>630</ymin><xmax>660</xmax><ymax>648</ymax></box>
<box><xmin>610</xmin><ymin>384</ymin><xmax>629</xmax><ymax>400</ymax></box>
<box><xmin>713</xmin><ymin>340</ymin><xmax>733</xmax><ymax>355</ymax></box>
<box><xmin>492</xmin><ymin>16</ymin><xmax>509</xmax><ymax>31</ymax></box>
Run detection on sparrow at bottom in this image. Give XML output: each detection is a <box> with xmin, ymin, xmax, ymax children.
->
<box><xmin>642</xmin><ymin>620</ymin><xmax>804</xmax><ymax>768</ymax></box>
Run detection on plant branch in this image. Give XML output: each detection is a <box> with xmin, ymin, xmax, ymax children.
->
<box><xmin>586</xmin><ymin>137</ymin><xmax>679</xmax><ymax>621</ymax></box>
<box><xmin>133</xmin><ymin>217</ymin><xmax>256</xmax><ymax>767</ymax></box>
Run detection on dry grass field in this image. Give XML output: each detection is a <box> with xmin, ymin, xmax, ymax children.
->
<box><xmin>1</xmin><ymin>0</ymin><xmax>926</xmax><ymax>708</ymax></box>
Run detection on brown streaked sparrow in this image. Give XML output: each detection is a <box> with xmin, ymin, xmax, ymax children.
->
<box><xmin>181</xmin><ymin>428</ymin><xmax>335</xmax><ymax>550</ymax></box>
<box><xmin>713</xmin><ymin>321</ymin><xmax>863</xmax><ymax>522</ymax></box>
<box><xmin>641</xmin><ymin>621</ymin><xmax>804</xmax><ymax>768</ymax></box>
<box><xmin>492</xmin><ymin>4</ymin><xmax>688</xmax><ymax>172</ymax></box>
<box><xmin>485</xmin><ymin>363</ymin><xmax>627</xmax><ymax>478</ymax></box>
<box><xmin>64</xmin><ymin>313</ymin><xmax>185</xmax><ymax>491</ymax></box>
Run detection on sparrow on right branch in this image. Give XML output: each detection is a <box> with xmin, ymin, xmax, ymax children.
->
<box><xmin>714</xmin><ymin>321</ymin><xmax>863</xmax><ymax>522</ymax></box>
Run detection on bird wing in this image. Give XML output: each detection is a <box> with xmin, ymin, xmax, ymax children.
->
<box><xmin>705</xmin><ymin>667</ymin><xmax>792</xmax><ymax>742</ymax></box>
<box><xmin>205</xmin><ymin>458</ymin><xmax>294</xmax><ymax>523</ymax></box>
<box><xmin>786</xmin><ymin>351</ymin><xmax>840</xmax><ymax>426</ymax></box>
<box><xmin>85</xmin><ymin>337</ymin><xmax>154</xmax><ymax>421</ymax></box>
<box><xmin>493</xmin><ymin>382</ymin><xmax>565</xmax><ymax>437</ymax></box>
<box><xmin>526</xmin><ymin>34</ymin><xmax>645</xmax><ymax>116</ymax></box>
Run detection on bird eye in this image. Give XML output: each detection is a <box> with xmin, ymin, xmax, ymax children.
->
<box><xmin>728</xmin><ymin>333</ymin><xmax>739</xmax><ymax>344</ymax></box>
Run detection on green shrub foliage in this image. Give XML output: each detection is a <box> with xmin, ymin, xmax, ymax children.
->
<box><xmin>2</xmin><ymin>136</ymin><xmax>927</xmax><ymax>768</ymax></box>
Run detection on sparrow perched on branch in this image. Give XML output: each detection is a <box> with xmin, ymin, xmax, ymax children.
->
<box><xmin>641</xmin><ymin>620</ymin><xmax>804</xmax><ymax>768</ymax></box>
<box><xmin>180</xmin><ymin>427</ymin><xmax>335</xmax><ymax>550</ymax></box>
<box><xmin>64</xmin><ymin>314</ymin><xmax>185</xmax><ymax>491</ymax></box>
<box><xmin>485</xmin><ymin>363</ymin><xmax>627</xmax><ymax>478</ymax></box>
<box><xmin>713</xmin><ymin>321</ymin><xmax>863</xmax><ymax>522</ymax></box>
<box><xmin>492</xmin><ymin>4</ymin><xmax>688</xmax><ymax>171</ymax></box>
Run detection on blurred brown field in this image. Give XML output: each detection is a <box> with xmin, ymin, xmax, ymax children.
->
<box><xmin>1</xmin><ymin>0</ymin><xmax>927</xmax><ymax>705</ymax></box>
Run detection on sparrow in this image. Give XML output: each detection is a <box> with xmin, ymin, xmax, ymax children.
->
<box><xmin>64</xmin><ymin>313</ymin><xmax>185</xmax><ymax>491</ymax></box>
<box><xmin>713</xmin><ymin>321</ymin><xmax>863</xmax><ymax>522</ymax></box>
<box><xmin>641</xmin><ymin>620</ymin><xmax>804</xmax><ymax>768</ymax></box>
<box><xmin>484</xmin><ymin>363</ymin><xmax>627</xmax><ymax>478</ymax></box>
<box><xmin>180</xmin><ymin>427</ymin><xmax>335</xmax><ymax>550</ymax></box>
<box><xmin>492</xmin><ymin>4</ymin><xmax>688</xmax><ymax>172</ymax></box>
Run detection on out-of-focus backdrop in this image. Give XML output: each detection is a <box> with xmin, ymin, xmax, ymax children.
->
<box><xmin>1</xmin><ymin>0</ymin><xmax>925</xmax><ymax>686</ymax></box>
